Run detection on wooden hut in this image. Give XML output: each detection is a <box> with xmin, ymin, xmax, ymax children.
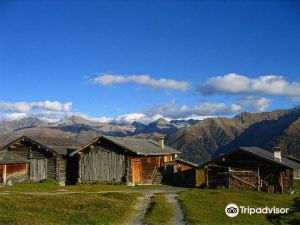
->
<box><xmin>203</xmin><ymin>147</ymin><xmax>300</xmax><ymax>194</ymax></box>
<box><xmin>287</xmin><ymin>156</ymin><xmax>300</xmax><ymax>180</ymax></box>
<box><xmin>0</xmin><ymin>151</ymin><xmax>29</xmax><ymax>185</ymax></box>
<box><xmin>2</xmin><ymin>136</ymin><xmax>81</xmax><ymax>185</ymax></box>
<box><xmin>163</xmin><ymin>158</ymin><xmax>200</xmax><ymax>187</ymax></box>
<box><xmin>69</xmin><ymin>135</ymin><xmax>180</xmax><ymax>185</ymax></box>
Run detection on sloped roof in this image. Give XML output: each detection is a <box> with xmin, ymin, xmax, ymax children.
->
<box><xmin>174</xmin><ymin>158</ymin><xmax>199</xmax><ymax>167</ymax></box>
<box><xmin>0</xmin><ymin>151</ymin><xmax>29</xmax><ymax>164</ymax></box>
<box><xmin>4</xmin><ymin>136</ymin><xmax>82</xmax><ymax>156</ymax></box>
<box><xmin>202</xmin><ymin>146</ymin><xmax>300</xmax><ymax>170</ymax></box>
<box><xmin>70</xmin><ymin>135</ymin><xmax>180</xmax><ymax>156</ymax></box>
<box><xmin>238</xmin><ymin>147</ymin><xmax>300</xmax><ymax>169</ymax></box>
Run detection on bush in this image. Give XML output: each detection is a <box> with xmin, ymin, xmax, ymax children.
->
<box><xmin>39</xmin><ymin>179</ymin><xmax>58</xmax><ymax>184</ymax></box>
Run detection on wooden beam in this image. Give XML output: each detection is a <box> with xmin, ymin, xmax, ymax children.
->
<box><xmin>257</xmin><ymin>167</ymin><xmax>260</xmax><ymax>191</ymax></box>
<box><xmin>3</xmin><ymin>164</ymin><xmax>7</xmax><ymax>185</ymax></box>
<box><xmin>280</xmin><ymin>172</ymin><xmax>284</xmax><ymax>194</ymax></box>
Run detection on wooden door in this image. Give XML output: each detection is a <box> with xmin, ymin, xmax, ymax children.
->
<box><xmin>132</xmin><ymin>159</ymin><xmax>142</xmax><ymax>184</ymax></box>
<box><xmin>30</xmin><ymin>159</ymin><xmax>46</xmax><ymax>181</ymax></box>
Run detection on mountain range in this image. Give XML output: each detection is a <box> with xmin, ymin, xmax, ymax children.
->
<box><xmin>0</xmin><ymin>116</ymin><xmax>196</xmax><ymax>147</ymax></box>
<box><xmin>1</xmin><ymin>106</ymin><xmax>300</xmax><ymax>164</ymax></box>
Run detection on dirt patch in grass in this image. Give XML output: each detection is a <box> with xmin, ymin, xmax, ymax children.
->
<box><xmin>178</xmin><ymin>189</ymin><xmax>300</xmax><ymax>225</ymax></box>
<box><xmin>0</xmin><ymin>192</ymin><xmax>141</xmax><ymax>225</ymax></box>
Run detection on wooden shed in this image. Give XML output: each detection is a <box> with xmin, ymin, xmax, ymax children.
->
<box><xmin>163</xmin><ymin>158</ymin><xmax>201</xmax><ymax>187</ymax></box>
<box><xmin>2</xmin><ymin>136</ymin><xmax>81</xmax><ymax>185</ymax></box>
<box><xmin>0</xmin><ymin>151</ymin><xmax>29</xmax><ymax>185</ymax></box>
<box><xmin>69</xmin><ymin>135</ymin><xmax>180</xmax><ymax>185</ymax></box>
<box><xmin>203</xmin><ymin>147</ymin><xmax>300</xmax><ymax>194</ymax></box>
<box><xmin>287</xmin><ymin>156</ymin><xmax>300</xmax><ymax>180</ymax></box>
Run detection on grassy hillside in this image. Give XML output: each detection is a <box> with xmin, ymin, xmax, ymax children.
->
<box><xmin>178</xmin><ymin>186</ymin><xmax>300</xmax><ymax>225</ymax></box>
<box><xmin>0</xmin><ymin>192</ymin><xmax>140</xmax><ymax>225</ymax></box>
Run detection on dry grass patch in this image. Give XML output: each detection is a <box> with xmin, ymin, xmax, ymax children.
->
<box><xmin>0</xmin><ymin>192</ymin><xmax>140</xmax><ymax>225</ymax></box>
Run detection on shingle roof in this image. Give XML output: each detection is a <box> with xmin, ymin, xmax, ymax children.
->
<box><xmin>28</xmin><ymin>136</ymin><xmax>82</xmax><ymax>155</ymax></box>
<box><xmin>203</xmin><ymin>146</ymin><xmax>300</xmax><ymax>170</ymax></box>
<box><xmin>70</xmin><ymin>135</ymin><xmax>180</xmax><ymax>156</ymax></box>
<box><xmin>0</xmin><ymin>151</ymin><xmax>29</xmax><ymax>164</ymax></box>
<box><xmin>238</xmin><ymin>147</ymin><xmax>300</xmax><ymax>169</ymax></box>
<box><xmin>4</xmin><ymin>136</ymin><xmax>82</xmax><ymax>156</ymax></box>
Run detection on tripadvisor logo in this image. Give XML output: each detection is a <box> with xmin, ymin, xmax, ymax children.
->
<box><xmin>225</xmin><ymin>204</ymin><xmax>239</xmax><ymax>217</ymax></box>
<box><xmin>225</xmin><ymin>203</ymin><xmax>289</xmax><ymax>218</ymax></box>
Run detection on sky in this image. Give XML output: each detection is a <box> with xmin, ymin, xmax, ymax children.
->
<box><xmin>0</xmin><ymin>0</ymin><xmax>300</xmax><ymax>123</ymax></box>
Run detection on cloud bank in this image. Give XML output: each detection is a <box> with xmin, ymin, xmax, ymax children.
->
<box><xmin>0</xmin><ymin>101</ymin><xmax>72</xmax><ymax>113</ymax></box>
<box><xmin>0</xmin><ymin>100</ymin><xmax>73</xmax><ymax>122</ymax></box>
<box><xmin>115</xmin><ymin>101</ymin><xmax>243</xmax><ymax>124</ymax></box>
<box><xmin>198</xmin><ymin>73</ymin><xmax>300</xmax><ymax>98</ymax></box>
<box><xmin>93</xmin><ymin>73</ymin><xmax>190</xmax><ymax>91</ymax></box>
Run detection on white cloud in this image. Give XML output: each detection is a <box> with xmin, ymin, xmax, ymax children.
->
<box><xmin>0</xmin><ymin>100</ymin><xmax>73</xmax><ymax>122</ymax></box>
<box><xmin>115</xmin><ymin>101</ymin><xmax>242</xmax><ymax>124</ymax></box>
<box><xmin>0</xmin><ymin>101</ymin><xmax>72</xmax><ymax>113</ymax></box>
<box><xmin>116</xmin><ymin>113</ymin><xmax>147</xmax><ymax>123</ymax></box>
<box><xmin>93</xmin><ymin>73</ymin><xmax>190</xmax><ymax>91</ymax></box>
<box><xmin>145</xmin><ymin>101</ymin><xmax>241</xmax><ymax>119</ymax></box>
<box><xmin>235</xmin><ymin>96</ymin><xmax>272</xmax><ymax>112</ymax></box>
<box><xmin>0</xmin><ymin>102</ymin><xmax>32</xmax><ymax>113</ymax></box>
<box><xmin>0</xmin><ymin>112</ymin><xmax>28</xmax><ymax>121</ymax></box>
<box><xmin>198</xmin><ymin>73</ymin><xmax>300</xmax><ymax>98</ymax></box>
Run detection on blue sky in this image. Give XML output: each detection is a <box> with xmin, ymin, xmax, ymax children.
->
<box><xmin>0</xmin><ymin>0</ymin><xmax>300</xmax><ymax>123</ymax></box>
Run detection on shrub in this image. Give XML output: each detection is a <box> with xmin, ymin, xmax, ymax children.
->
<box><xmin>39</xmin><ymin>179</ymin><xmax>58</xmax><ymax>184</ymax></box>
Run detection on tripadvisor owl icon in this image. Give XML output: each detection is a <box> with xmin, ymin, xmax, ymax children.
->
<box><xmin>225</xmin><ymin>203</ymin><xmax>239</xmax><ymax>217</ymax></box>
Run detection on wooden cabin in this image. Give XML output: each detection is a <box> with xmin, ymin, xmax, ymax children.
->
<box><xmin>69</xmin><ymin>135</ymin><xmax>180</xmax><ymax>185</ymax></box>
<box><xmin>0</xmin><ymin>151</ymin><xmax>29</xmax><ymax>185</ymax></box>
<box><xmin>2</xmin><ymin>136</ymin><xmax>81</xmax><ymax>185</ymax></box>
<box><xmin>203</xmin><ymin>147</ymin><xmax>300</xmax><ymax>194</ymax></box>
<box><xmin>287</xmin><ymin>156</ymin><xmax>300</xmax><ymax>180</ymax></box>
<box><xmin>163</xmin><ymin>158</ymin><xmax>201</xmax><ymax>187</ymax></box>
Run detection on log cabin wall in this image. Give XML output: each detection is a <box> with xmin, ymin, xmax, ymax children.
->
<box><xmin>6</xmin><ymin>140</ymin><xmax>58</xmax><ymax>182</ymax></box>
<box><xmin>229</xmin><ymin>169</ymin><xmax>257</xmax><ymax>190</ymax></box>
<box><xmin>128</xmin><ymin>156</ymin><xmax>168</xmax><ymax>184</ymax></box>
<box><xmin>0</xmin><ymin>163</ymin><xmax>29</xmax><ymax>184</ymax></box>
<box><xmin>205</xmin><ymin>165</ymin><xmax>229</xmax><ymax>188</ymax></box>
<box><xmin>56</xmin><ymin>157</ymin><xmax>67</xmax><ymax>185</ymax></box>
<box><xmin>79</xmin><ymin>143</ymin><xmax>126</xmax><ymax>183</ymax></box>
<box><xmin>282</xmin><ymin>168</ymin><xmax>293</xmax><ymax>193</ymax></box>
<box><xmin>204</xmin><ymin>150</ymin><xmax>295</xmax><ymax>193</ymax></box>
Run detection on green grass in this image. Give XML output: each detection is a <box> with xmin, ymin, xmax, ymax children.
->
<box><xmin>143</xmin><ymin>193</ymin><xmax>174</xmax><ymax>225</ymax></box>
<box><xmin>0</xmin><ymin>192</ymin><xmax>140</xmax><ymax>225</ymax></box>
<box><xmin>178</xmin><ymin>188</ymin><xmax>300</xmax><ymax>225</ymax></box>
<box><xmin>294</xmin><ymin>179</ymin><xmax>300</xmax><ymax>192</ymax></box>
<box><xmin>0</xmin><ymin>181</ymin><xmax>168</xmax><ymax>193</ymax></box>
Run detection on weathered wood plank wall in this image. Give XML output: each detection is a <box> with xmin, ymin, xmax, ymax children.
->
<box><xmin>6</xmin><ymin>141</ymin><xmax>58</xmax><ymax>182</ymax></box>
<box><xmin>80</xmin><ymin>146</ymin><xmax>126</xmax><ymax>183</ymax></box>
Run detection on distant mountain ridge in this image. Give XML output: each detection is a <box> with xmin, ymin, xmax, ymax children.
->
<box><xmin>0</xmin><ymin>116</ymin><xmax>197</xmax><ymax>147</ymax></box>
<box><xmin>166</xmin><ymin>106</ymin><xmax>300</xmax><ymax>164</ymax></box>
<box><xmin>1</xmin><ymin>106</ymin><xmax>300</xmax><ymax>165</ymax></box>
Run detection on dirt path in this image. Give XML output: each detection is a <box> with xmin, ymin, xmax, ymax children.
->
<box><xmin>165</xmin><ymin>192</ymin><xmax>186</xmax><ymax>225</ymax></box>
<box><xmin>125</xmin><ymin>191</ymin><xmax>154</xmax><ymax>225</ymax></box>
<box><xmin>126</xmin><ymin>187</ymin><xmax>187</xmax><ymax>225</ymax></box>
<box><xmin>1</xmin><ymin>186</ymin><xmax>189</xmax><ymax>224</ymax></box>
